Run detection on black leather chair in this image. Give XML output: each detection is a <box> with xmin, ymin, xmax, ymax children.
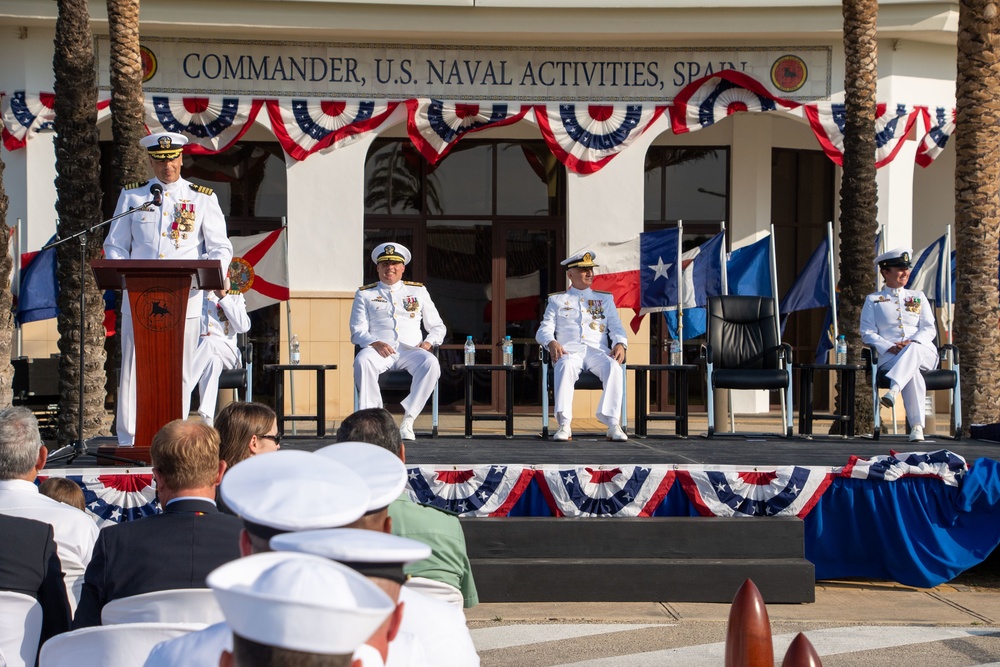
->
<box><xmin>352</xmin><ymin>345</ymin><xmax>440</xmax><ymax>438</ymax></box>
<box><xmin>862</xmin><ymin>299</ymin><xmax>961</xmax><ymax>439</ymax></box>
<box><xmin>217</xmin><ymin>333</ymin><xmax>253</xmax><ymax>401</ymax></box>
<box><xmin>539</xmin><ymin>346</ymin><xmax>627</xmax><ymax>438</ymax></box>
<box><xmin>702</xmin><ymin>295</ymin><xmax>793</xmax><ymax>438</ymax></box>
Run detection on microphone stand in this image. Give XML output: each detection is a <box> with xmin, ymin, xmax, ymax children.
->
<box><xmin>44</xmin><ymin>202</ymin><xmax>155</xmax><ymax>466</ymax></box>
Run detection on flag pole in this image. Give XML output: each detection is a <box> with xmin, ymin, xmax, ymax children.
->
<box><xmin>13</xmin><ymin>218</ymin><xmax>22</xmax><ymax>358</ymax></box>
<box><xmin>944</xmin><ymin>223</ymin><xmax>953</xmax><ymax>345</ymax></box>
<box><xmin>769</xmin><ymin>224</ymin><xmax>781</xmax><ymax>342</ymax></box>
<box><xmin>677</xmin><ymin>219</ymin><xmax>684</xmax><ymax>349</ymax></box>
<box><xmin>281</xmin><ymin>217</ymin><xmax>297</xmax><ymax>435</ymax></box>
<box><xmin>826</xmin><ymin>221</ymin><xmax>838</xmax><ymax>340</ymax></box>
<box><xmin>720</xmin><ymin>222</ymin><xmax>729</xmax><ymax>295</ymax></box>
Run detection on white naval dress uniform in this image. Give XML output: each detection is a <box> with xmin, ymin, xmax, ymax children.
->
<box><xmin>860</xmin><ymin>286</ymin><xmax>939</xmax><ymax>427</ymax></box>
<box><xmin>350</xmin><ymin>280</ymin><xmax>446</xmax><ymax>418</ymax></box>
<box><xmin>536</xmin><ymin>287</ymin><xmax>628</xmax><ymax>426</ymax></box>
<box><xmin>191</xmin><ymin>291</ymin><xmax>251</xmax><ymax>425</ymax></box>
<box><xmin>104</xmin><ymin>177</ymin><xmax>233</xmax><ymax>445</ymax></box>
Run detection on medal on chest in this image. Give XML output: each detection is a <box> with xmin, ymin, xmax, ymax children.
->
<box><xmin>171</xmin><ymin>202</ymin><xmax>195</xmax><ymax>248</ymax></box>
<box><xmin>587</xmin><ymin>300</ymin><xmax>605</xmax><ymax>320</ymax></box>
<box><xmin>216</xmin><ymin>302</ymin><xmax>229</xmax><ymax>335</ymax></box>
<box><xmin>403</xmin><ymin>296</ymin><xmax>419</xmax><ymax>318</ymax></box>
<box><xmin>903</xmin><ymin>295</ymin><xmax>921</xmax><ymax>314</ymax></box>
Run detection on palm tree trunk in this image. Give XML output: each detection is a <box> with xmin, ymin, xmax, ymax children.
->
<box><xmin>955</xmin><ymin>0</ymin><xmax>1000</xmax><ymax>431</ymax></box>
<box><xmin>0</xmin><ymin>155</ymin><xmax>14</xmax><ymax>407</ymax></box>
<box><xmin>53</xmin><ymin>0</ymin><xmax>108</xmax><ymax>446</ymax></box>
<box><xmin>106</xmin><ymin>0</ymin><xmax>146</xmax><ymax>430</ymax></box>
<box><xmin>838</xmin><ymin>0</ymin><xmax>880</xmax><ymax>434</ymax></box>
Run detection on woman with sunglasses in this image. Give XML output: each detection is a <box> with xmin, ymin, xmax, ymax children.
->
<box><xmin>214</xmin><ymin>402</ymin><xmax>280</xmax><ymax>513</ymax></box>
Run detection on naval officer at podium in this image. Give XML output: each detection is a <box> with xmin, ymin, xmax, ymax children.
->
<box><xmin>104</xmin><ymin>132</ymin><xmax>232</xmax><ymax>446</ymax></box>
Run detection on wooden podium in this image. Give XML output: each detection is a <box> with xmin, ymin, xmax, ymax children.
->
<box><xmin>92</xmin><ymin>259</ymin><xmax>224</xmax><ymax>464</ymax></box>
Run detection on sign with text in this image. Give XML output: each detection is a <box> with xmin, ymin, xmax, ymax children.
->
<box><xmin>97</xmin><ymin>37</ymin><xmax>831</xmax><ymax>102</ymax></box>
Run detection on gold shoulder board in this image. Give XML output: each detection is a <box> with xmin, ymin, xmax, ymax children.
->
<box><xmin>123</xmin><ymin>180</ymin><xmax>149</xmax><ymax>191</ymax></box>
<box><xmin>359</xmin><ymin>282</ymin><xmax>378</xmax><ymax>290</ymax></box>
<box><xmin>190</xmin><ymin>183</ymin><xmax>214</xmax><ymax>195</ymax></box>
<box><xmin>403</xmin><ymin>281</ymin><xmax>424</xmax><ymax>287</ymax></box>
<box><xmin>548</xmin><ymin>291</ymin><xmax>566</xmax><ymax>297</ymax></box>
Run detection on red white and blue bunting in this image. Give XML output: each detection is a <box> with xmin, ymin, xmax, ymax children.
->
<box><xmin>915</xmin><ymin>107</ymin><xmax>956</xmax><ymax>168</ymax></box>
<box><xmin>37</xmin><ymin>470</ymin><xmax>158</xmax><ymax>528</ymax></box>
<box><xmin>677</xmin><ymin>466</ymin><xmax>832</xmax><ymax>518</ymax></box>
<box><xmin>266</xmin><ymin>98</ymin><xmax>398</xmax><ymax>161</ymax></box>
<box><xmin>146</xmin><ymin>95</ymin><xmax>263</xmax><ymax>155</ymax></box>
<box><xmin>405</xmin><ymin>99</ymin><xmax>528</xmax><ymax>164</ymax></box>
<box><xmin>403</xmin><ymin>465</ymin><xmax>534</xmax><ymax>517</ymax></box>
<box><xmin>1</xmin><ymin>91</ymin><xmax>55</xmax><ymax>150</ymax></box>
<box><xmin>532</xmin><ymin>103</ymin><xmax>662</xmax><ymax>174</ymax></box>
<box><xmin>804</xmin><ymin>101</ymin><xmax>921</xmax><ymax>168</ymax></box>
<box><xmin>669</xmin><ymin>70</ymin><xmax>799</xmax><ymax>135</ymax></box>
<box><xmin>840</xmin><ymin>449</ymin><xmax>967</xmax><ymax>487</ymax></box>
<box><xmin>535</xmin><ymin>465</ymin><xmax>675</xmax><ymax>517</ymax></box>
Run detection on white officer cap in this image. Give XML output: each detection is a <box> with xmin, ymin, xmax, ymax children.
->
<box><xmin>271</xmin><ymin>528</ymin><xmax>432</xmax><ymax>583</ymax></box>
<box><xmin>140</xmin><ymin>132</ymin><xmax>188</xmax><ymax>159</ymax></box>
<box><xmin>220</xmin><ymin>450</ymin><xmax>371</xmax><ymax>538</ymax></box>
<box><xmin>314</xmin><ymin>441</ymin><xmax>407</xmax><ymax>512</ymax></box>
<box><xmin>372</xmin><ymin>242</ymin><xmax>411</xmax><ymax>265</ymax></box>
<box><xmin>875</xmin><ymin>247</ymin><xmax>913</xmax><ymax>269</ymax></box>
<box><xmin>561</xmin><ymin>250</ymin><xmax>599</xmax><ymax>269</ymax></box>
<box><xmin>207</xmin><ymin>551</ymin><xmax>395</xmax><ymax>655</ymax></box>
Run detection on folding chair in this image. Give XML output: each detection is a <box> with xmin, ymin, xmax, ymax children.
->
<box><xmin>38</xmin><ymin>623</ymin><xmax>205</xmax><ymax>667</ymax></box>
<box><xmin>703</xmin><ymin>295</ymin><xmax>793</xmax><ymax>438</ymax></box>
<box><xmin>539</xmin><ymin>346</ymin><xmax>627</xmax><ymax>438</ymax></box>
<box><xmin>0</xmin><ymin>591</ymin><xmax>42</xmax><ymax>667</ymax></box>
<box><xmin>353</xmin><ymin>345</ymin><xmax>440</xmax><ymax>437</ymax></box>
<box><xmin>101</xmin><ymin>588</ymin><xmax>224</xmax><ymax>626</ymax></box>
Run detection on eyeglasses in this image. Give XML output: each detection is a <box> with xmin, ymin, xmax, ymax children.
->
<box><xmin>256</xmin><ymin>433</ymin><xmax>282</xmax><ymax>446</ymax></box>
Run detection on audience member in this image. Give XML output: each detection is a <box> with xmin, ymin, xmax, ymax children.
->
<box><xmin>0</xmin><ymin>514</ymin><xmax>71</xmax><ymax>651</ymax></box>
<box><xmin>73</xmin><ymin>419</ymin><xmax>242</xmax><ymax>628</ymax></box>
<box><xmin>214</xmin><ymin>402</ymin><xmax>279</xmax><ymax>513</ymax></box>
<box><xmin>191</xmin><ymin>273</ymin><xmax>251</xmax><ymax>426</ymax></box>
<box><xmin>337</xmin><ymin>408</ymin><xmax>479</xmax><ymax>608</ymax></box>
<box><xmin>0</xmin><ymin>406</ymin><xmax>99</xmax><ymax>613</ymax></box>
<box><xmin>209</xmin><ymin>552</ymin><xmax>395</xmax><ymax>667</ymax></box>
<box><xmin>38</xmin><ymin>478</ymin><xmax>86</xmax><ymax>512</ymax></box>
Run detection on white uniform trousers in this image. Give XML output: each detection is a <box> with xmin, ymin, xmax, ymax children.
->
<box><xmin>190</xmin><ymin>337</ymin><xmax>241</xmax><ymax>426</ymax></box>
<box><xmin>355</xmin><ymin>346</ymin><xmax>440</xmax><ymax>418</ymax></box>
<box><xmin>880</xmin><ymin>341</ymin><xmax>939</xmax><ymax>428</ymax></box>
<box><xmin>117</xmin><ymin>303</ymin><xmax>201</xmax><ymax>445</ymax></box>
<box><xmin>552</xmin><ymin>345</ymin><xmax>623</xmax><ymax>426</ymax></box>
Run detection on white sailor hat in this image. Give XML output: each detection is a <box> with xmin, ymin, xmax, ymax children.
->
<box><xmin>561</xmin><ymin>251</ymin><xmax>599</xmax><ymax>269</ymax></box>
<box><xmin>271</xmin><ymin>528</ymin><xmax>432</xmax><ymax>583</ymax></box>
<box><xmin>372</xmin><ymin>242</ymin><xmax>411</xmax><ymax>265</ymax></box>
<box><xmin>314</xmin><ymin>442</ymin><xmax>407</xmax><ymax>512</ymax></box>
<box><xmin>219</xmin><ymin>450</ymin><xmax>371</xmax><ymax>538</ymax></box>
<box><xmin>207</xmin><ymin>551</ymin><xmax>395</xmax><ymax>655</ymax></box>
<box><xmin>875</xmin><ymin>247</ymin><xmax>913</xmax><ymax>269</ymax></box>
<box><xmin>140</xmin><ymin>132</ymin><xmax>188</xmax><ymax>159</ymax></box>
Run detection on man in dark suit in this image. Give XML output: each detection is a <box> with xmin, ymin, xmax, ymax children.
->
<box><xmin>73</xmin><ymin>420</ymin><xmax>242</xmax><ymax>627</ymax></box>
<box><xmin>0</xmin><ymin>513</ymin><xmax>71</xmax><ymax>651</ymax></box>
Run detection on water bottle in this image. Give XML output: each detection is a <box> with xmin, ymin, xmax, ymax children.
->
<box><xmin>502</xmin><ymin>336</ymin><xmax>514</xmax><ymax>366</ymax></box>
<box><xmin>464</xmin><ymin>336</ymin><xmax>476</xmax><ymax>366</ymax></box>
<box><xmin>835</xmin><ymin>335</ymin><xmax>847</xmax><ymax>366</ymax></box>
<box><xmin>290</xmin><ymin>334</ymin><xmax>300</xmax><ymax>365</ymax></box>
<box><xmin>669</xmin><ymin>338</ymin><xmax>682</xmax><ymax>366</ymax></box>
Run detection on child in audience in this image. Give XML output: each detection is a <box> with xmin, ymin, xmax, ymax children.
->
<box><xmin>38</xmin><ymin>478</ymin><xmax>87</xmax><ymax>512</ymax></box>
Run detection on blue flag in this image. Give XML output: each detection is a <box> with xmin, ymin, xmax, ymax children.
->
<box><xmin>16</xmin><ymin>236</ymin><xmax>59</xmax><ymax>325</ymax></box>
<box><xmin>727</xmin><ymin>235</ymin><xmax>772</xmax><ymax>297</ymax></box>
<box><xmin>661</xmin><ymin>232</ymin><xmax>726</xmax><ymax>339</ymax></box>
<box><xmin>814</xmin><ymin>306</ymin><xmax>835</xmax><ymax>363</ymax></box>
<box><xmin>639</xmin><ymin>228</ymin><xmax>681</xmax><ymax>310</ymax></box>
<box><xmin>780</xmin><ymin>237</ymin><xmax>831</xmax><ymax>314</ymax></box>
<box><xmin>906</xmin><ymin>235</ymin><xmax>947</xmax><ymax>303</ymax></box>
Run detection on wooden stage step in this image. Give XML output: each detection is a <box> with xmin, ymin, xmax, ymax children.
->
<box><xmin>461</xmin><ymin>516</ymin><xmax>815</xmax><ymax>603</ymax></box>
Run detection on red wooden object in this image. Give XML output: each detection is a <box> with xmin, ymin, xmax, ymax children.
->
<box><xmin>781</xmin><ymin>632</ymin><xmax>822</xmax><ymax>667</ymax></box>
<box><xmin>92</xmin><ymin>260</ymin><xmax>224</xmax><ymax>463</ymax></box>
<box><xmin>724</xmin><ymin>579</ymin><xmax>774</xmax><ymax>667</ymax></box>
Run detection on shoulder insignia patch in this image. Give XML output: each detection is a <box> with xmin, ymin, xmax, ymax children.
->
<box><xmin>359</xmin><ymin>283</ymin><xmax>378</xmax><ymax>290</ymax></box>
<box><xmin>123</xmin><ymin>180</ymin><xmax>148</xmax><ymax>191</ymax></box>
<box><xmin>593</xmin><ymin>290</ymin><xmax>613</xmax><ymax>295</ymax></box>
<box><xmin>190</xmin><ymin>183</ymin><xmax>214</xmax><ymax>195</ymax></box>
<box><xmin>403</xmin><ymin>281</ymin><xmax>424</xmax><ymax>287</ymax></box>
<box><xmin>548</xmin><ymin>291</ymin><xmax>566</xmax><ymax>297</ymax></box>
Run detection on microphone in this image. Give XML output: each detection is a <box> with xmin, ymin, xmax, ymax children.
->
<box><xmin>150</xmin><ymin>183</ymin><xmax>163</xmax><ymax>207</ymax></box>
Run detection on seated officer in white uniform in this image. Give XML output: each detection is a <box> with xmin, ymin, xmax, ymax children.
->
<box><xmin>350</xmin><ymin>243</ymin><xmax>446</xmax><ymax>441</ymax></box>
<box><xmin>191</xmin><ymin>271</ymin><xmax>251</xmax><ymax>426</ymax></box>
<box><xmin>104</xmin><ymin>131</ymin><xmax>233</xmax><ymax>445</ymax></box>
<box><xmin>536</xmin><ymin>251</ymin><xmax>628</xmax><ymax>442</ymax></box>
<box><xmin>861</xmin><ymin>247</ymin><xmax>939</xmax><ymax>442</ymax></box>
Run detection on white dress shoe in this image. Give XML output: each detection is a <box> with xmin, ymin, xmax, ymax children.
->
<box><xmin>909</xmin><ymin>424</ymin><xmax>924</xmax><ymax>442</ymax></box>
<box><xmin>607</xmin><ymin>423</ymin><xmax>628</xmax><ymax>442</ymax></box>
<box><xmin>880</xmin><ymin>389</ymin><xmax>897</xmax><ymax>409</ymax></box>
<box><xmin>553</xmin><ymin>424</ymin><xmax>572</xmax><ymax>441</ymax></box>
<box><xmin>399</xmin><ymin>417</ymin><xmax>416</xmax><ymax>441</ymax></box>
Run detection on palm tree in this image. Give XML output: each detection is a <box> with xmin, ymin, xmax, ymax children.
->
<box><xmin>954</xmin><ymin>0</ymin><xmax>1000</xmax><ymax>431</ymax></box>
<box><xmin>105</xmin><ymin>0</ymin><xmax>146</xmax><ymax>424</ymax></box>
<box><xmin>837</xmin><ymin>0</ymin><xmax>879</xmax><ymax>433</ymax></box>
<box><xmin>53</xmin><ymin>0</ymin><xmax>107</xmax><ymax>446</ymax></box>
<box><xmin>0</xmin><ymin>154</ymin><xmax>14</xmax><ymax>407</ymax></box>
